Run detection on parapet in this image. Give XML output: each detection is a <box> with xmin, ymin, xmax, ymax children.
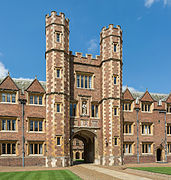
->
<box><xmin>74</xmin><ymin>52</ymin><xmax>100</xmax><ymax>60</ymax></box>
<box><xmin>45</xmin><ymin>11</ymin><xmax>69</xmax><ymax>27</ymax></box>
<box><xmin>100</xmin><ymin>24</ymin><xmax>122</xmax><ymax>41</ymax></box>
<box><xmin>101</xmin><ymin>24</ymin><xmax>122</xmax><ymax>32</ymax></box>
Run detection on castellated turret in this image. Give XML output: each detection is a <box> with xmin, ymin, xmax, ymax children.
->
<box><xmin>100</xmin><ymin>24</ymin><xmax>123</xmax><ymax>165</ymax></box>
<box><xmin>45</xmin><ymin>11</ymin><xmax>70</xmax><ymax>167</ymax></box>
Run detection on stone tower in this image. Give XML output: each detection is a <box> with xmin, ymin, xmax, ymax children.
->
<box><xmin>45</xmin><ymin>11</ymin><xmax>70</xmax><ymax>167</ymax></box>
<box><xmin>100</xmin><ymin>24</ymin><xmax>123</xmax><ymax>165</ymax></box>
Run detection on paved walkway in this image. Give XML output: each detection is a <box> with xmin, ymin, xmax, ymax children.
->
<box><xmin>78</xmin><ymin>164</ymin><xmax>152</xmax><ymax>180</ymax></box>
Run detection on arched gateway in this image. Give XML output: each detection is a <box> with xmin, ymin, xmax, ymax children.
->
<box><xmin>71</xmin><ymin>130</ymin><xmax>97</xmax><ymax>164</ymax></box>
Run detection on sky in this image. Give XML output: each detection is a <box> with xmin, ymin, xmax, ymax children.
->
<box><xmin>0</xmin><ymin>0</ymin><xmax>171</xmax><ymax>94</ymax></box>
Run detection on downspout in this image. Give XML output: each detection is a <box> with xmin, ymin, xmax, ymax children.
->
<box><xmin>135</xmin><ymin>108</ymin><xmax>140</xmax><ymax>164</ymax></box>
<box><xmin>164</xmin><ymin>111</ymin><xmax>167</xmax><ymax>162</ymax></box>
<box><xmin>19</xmin><ymin>98</ymin><xmax>27</xmax><ymax>167</ymax></box>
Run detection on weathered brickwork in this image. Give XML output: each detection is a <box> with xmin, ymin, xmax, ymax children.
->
<box><xmin>0</xmin><ymin>11</ymin><xmax>170</xmax><ymax>167</ymax></box>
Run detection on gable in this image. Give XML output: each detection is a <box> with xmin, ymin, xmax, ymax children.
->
<box><xmin>123</xmin><ymin>88</ymin><xmax>134</xmax><ymax>101</ymax></box>
<box><xmin>26</xmin><ymin>79</ymin><xmax>45</xmax><ymax>93</ymax></box>
<box><xmin>166</xmin><ymin>93</ymin><xmax>171</xmax><ymax>103</ymax></box>
<box><xmin>0</xmin><ymin>76</ymin><xmax>19</xmax><ymax>91</ymax></box>
<box><xmin>140</xmin><ymin>91</ymin><xmax>154</xmax><ymax>102</ymax></box>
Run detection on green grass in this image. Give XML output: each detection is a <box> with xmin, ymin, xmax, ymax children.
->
<box><xmin>73</xmin><ymin>159</ymin><xmax>84</xmax><ymax>162</ymax></box>
<box><xmin>129</xmin><ymin>167</ymin><xmax>171</xmax><ymax>175</ymax></box>
<box><xmin>0</xmin><ymin>170</ymin><xmax>82</xmax><ymax>180</ymax></box>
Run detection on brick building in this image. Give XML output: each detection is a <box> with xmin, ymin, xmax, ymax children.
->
<box><xmin>0</xmin><ymin>11</ymin><xmax>171</xmax><ymax>167</ymax></box>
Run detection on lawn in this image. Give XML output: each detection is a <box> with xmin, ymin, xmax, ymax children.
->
<box><xmin>0</xmin><ymin>170</ymin><xmax>82</xmax><ymax>180</ymax></box>
<box><xmin>129</xmin><ymin>167</ymin><xmax>171</xmax><ymax>175</ymax></box>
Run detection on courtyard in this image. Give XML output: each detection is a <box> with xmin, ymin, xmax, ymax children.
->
<box><xmin>0</xmin><ymin>163</ymin><xmax>171</xmax><ymax>180</ymax></box>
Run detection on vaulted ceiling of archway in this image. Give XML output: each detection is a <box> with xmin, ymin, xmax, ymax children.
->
<box><xmin>73</xmin><ymin>130</ymin><xmax>95</xmax><ymax>143</ymax></box>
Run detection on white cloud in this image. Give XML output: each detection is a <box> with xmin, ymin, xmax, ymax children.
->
<box><xmin>13</xmin><ymin>77</ymin><xmax>34</xmax><ymax>81</ymax></box>
<box><xmin>145</xmin><ymin>0</ymin><xmax>156</xmax><ymax>8</ymax></box>
<box><xmin>0</xmin><ymin>61</ymin><xmax>8</xmax><ymax>78</ymax></box>
<box><xmin>87</xmin><ymin>39</ymin><xmax>98</xmax><ymax>53</ymax></box>
<box><xmin>123</xmin><ymin>85</ymin><xmax>137</xmax><ymax>92</ymax></box>
<box><xmin>145</xmin><ymin>0</ymin><xmax>171</xmax><ymax>7</ymax></box>
<box><xmin>164</xmin><ymin>0</ymin><xmax>171</xmax><ymax>5</ymax></box>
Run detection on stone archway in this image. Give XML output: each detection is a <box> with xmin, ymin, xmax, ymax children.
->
<box><xmin>71</xmin><ymin>130</ymin><xmax>97</xmax><ymax>164</ymax></box>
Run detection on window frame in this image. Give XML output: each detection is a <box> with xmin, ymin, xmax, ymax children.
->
<box><xmin>114</xmin><ymin>44</ymin><xmax>117</xmax><ymax>52</ymax></box>
<box><xmin>56</xmin><ymin>33</ymin><xmax>60</xmax><ymax>43</ymax></box>
<box><xmin>141</xmin><ymin>102</ymin><xmax>152</xmax><ymax>113</ymax></box>
<box><xmin>123</xmin><ymin>122</ymin><xmax>133</xmax><ymax>135</ymax></box>
<box><xmin>114</xmin><ymin>137</ymin><xmax>118</xmax><ymax>146</ymax></box>
<box><xmin>56</xmin><ymin>68</ymin><xmax>61</xmax><ymax>78</ymax></box>
<box><xmin>56</xmin><ymin>136</ymin><xmax>62</xmax><ymax>146</ymax></box>
<box><xmin>141</xmin><ymin>123</ymin><xmax>153</xmax><ymax>135</ymax></box>
<box><xmin>76</xmin><ymin>73</ymin><xmax>93</xmax><ymax>89</ymax></box>
<box><xmin>0</xmin><ymin>92</ymin><xmax>17</xmax><ymax>104</ymax></box>
<box><xmin>167</xmin><ymin>124</ymin><xmax>171</xmax><ymax>135</ymax></box>
<box><xmin>142</xmin><ymin>143</ymin><xmax>152</xmax><ymax>154</ymax></box>
<box><xmin>0</xmin><ymin>118</ymin><xmax>17</xmax><ymax>132</ymax></box>
<box><xmin>167</xmin><ymin>143</ymin><xmax>171</xmax><ymax>154</ymax></box>
<box><xmin>28</xmin><ymin>142</ymin><xmax>43</xmax><ymax>155</ymax></box>
<box><xmin>123</xmin><ymin>101</ymin><xmax>132</xmax><ymax>112</ymax></box>
<box><xmin>29</xmin><ymin>119</ymin><xmax>44</xmax><ymax>132</ymax></box>
<box><xmin>28</xmin><ymin>93</ymin><xmax>44</xmax><ymax>106</ymax></box>
<box><xmin>56</xmin><ymin>103</ymin><xmax>61</xmax><ymax>113</ymax></box>
<box><xmin>0</xmin><ymin>141</ymin><xmax>17</xmax><ymax>155</ymax></box>
<box><xmin>91</xmin><ymin>104</ymin><xmax>98</xmax><ymax>118</ymax></box>
<box><xmin>113</xmin><ymin>107</ymin><xmax>118</xmax><ymax>116</ymax></box>
<box><xmin>167</xmin><ymin>104</ymin><xmax>171</xmax><ymax>113</ymax></box>
<box><xmin>123</xmin><ymin>143</ymin><xmax>133</xmax><ymax>154</ymax></box>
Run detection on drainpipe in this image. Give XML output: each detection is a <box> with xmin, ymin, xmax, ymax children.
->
<box><xmin>159</xmin><ymin>110</ymin><xmax>167</xmax><ymax>162</ymax></box>
<box><xmin>19</xmin><ymin>99</ymin><xmax>27</xmax><ymax>167</ymax></box>
<box><xmin>135</xmin><ymin>108</ymin><xmax>140</xmax><ymax>164</ymax></box>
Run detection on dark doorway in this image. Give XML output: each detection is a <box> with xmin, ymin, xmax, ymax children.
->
<box><xmin>157</xmin><ymin>148</ymin><xmax>162</xmax><ymax>161</ymax></box>
<box><xmin>76</xmin><ymin>152</ymin><xmax>80</xmax><ymax>159</ymax></box>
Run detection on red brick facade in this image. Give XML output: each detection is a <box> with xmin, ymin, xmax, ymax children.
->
<box><xmin>0</xmin><ymin>11</ymin><xmax>170</xmax><ymax>167</ymax></box>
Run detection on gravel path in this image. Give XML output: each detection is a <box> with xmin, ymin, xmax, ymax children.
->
<box><xmin>78</xmin><ymin>164</ymin><xmax>151</xmax><ymax>180</ymax></box>
<box><xmin>70</xmin><ymin>165</ymin><xmax>118</xmax><ymax>180</ymax></box>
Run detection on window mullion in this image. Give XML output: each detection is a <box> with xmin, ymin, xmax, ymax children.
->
<box><xmin>38</xmin><ymin>144</ymin><xmax>39</xmax><ymax>154</ymax></box>
<box><xmin>6</xmin><ymin>144</ymin><xmax>7</xmax><ymax>154</ymax></box>
<box><xmin>33</xmin><ymin>144</ymin><xmax>35</xmax><ymax>154</ymax></box>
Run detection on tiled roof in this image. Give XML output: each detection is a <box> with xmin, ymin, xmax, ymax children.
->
<box><xmin>130</xmin><ymin>91</ymin><xmax>168</xmax><ymax>102</ymax></box>
<box><xmin>0</xmin><ymin>77</ymin><xmax>46</xmax><ymax>92</ymax></box>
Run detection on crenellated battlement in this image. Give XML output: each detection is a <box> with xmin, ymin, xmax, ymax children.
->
<box><xmin>101</xmin><ymin>24</ymin><xmax>121</xmax><ymax>32</ymax></box>
<box><xmin>74</xmin><ymin>52</ymin><xmax>100</xmax><ymax>60</ymax></box>
<box><xmin>45</xmin><ymin>11</ymin><xmax>69</xmax><ymax>28</ymax></box>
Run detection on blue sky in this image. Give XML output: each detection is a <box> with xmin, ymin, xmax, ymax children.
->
<box><xmin>0</xmin><ymin>0</ymin><xmax>171</xmax><ymax>94</ymax></box>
